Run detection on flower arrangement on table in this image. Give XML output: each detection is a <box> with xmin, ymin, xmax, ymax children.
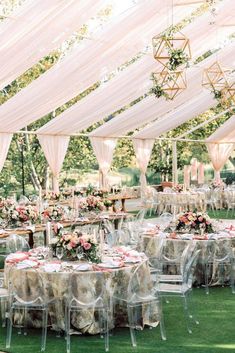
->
<box><xmin>210</xmin><ymin>179</ymin><xmax>225</xmax><ymax>189</ymax></box>
<box><xmin>86</xmin><ymin>184</ymin><xmax>108</xmax><ymax>198</ymax></box>
<box><xmin>42</xmin><ymin>205</ymin><xmax>65</xmax><ymax>221</ymax></box>
<box><xmin>103</xmin><ymin>199</ymin><xmax>113</xmax><ymax>210</ymax></box>
<box><xmin>175</xmin><ymin>211</ymin><xmax>214</xmax><ymax>234</ymax></box>
<box><xmin>0</xmin><ymin>198</ymin><xmax>16</xmax><ymax>220</ymax></box>
<box><xmin>6</xmin><ymin>204</ymin><xmax>39</xmax><ymax>227</ymax></box>
<box><xmin>77</xmin><ymin>195</ymin><xmax>104</xmax><ymax>213</ymax></box>
<box><xmin>43</xmin><ymin>191</ymin><xmax>61</xmax><ymax>201</ymax></box>
<box><xmin>52</xmin><ymin>231</ymin><xmax>99</xmax><ymax>262</ymax></box>
<box><xmin>172</xmin><ymin>184</ymin><xmax>183</xmax><ymax>193</ymax></box>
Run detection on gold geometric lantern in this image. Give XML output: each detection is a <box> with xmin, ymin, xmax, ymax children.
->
<box><xmin>152</xmin><ymin>70</ymin><xmax>187</xmax><ymax>100</ymax></box>
<box><xmin>202</xmin><ymin>61</ymin><xmax>230</xmax><ymax>91</ymax></box>
<box><xmin>221</xmin><ymin>82</ymin><xmax>235</xmax><ymax>108</ymax></box>
<box><xmin>152</xmin><ymin>32</ymin><xmax>191</xmax><ymax>69</ymax></box>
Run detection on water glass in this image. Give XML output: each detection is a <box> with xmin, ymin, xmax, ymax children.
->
<box><xmin>76</xmin><ymin>247</ymin><xmax>84</xmax><ymax>261</ymax></box>
<box><xmin>56</xmin><ymin>247</ymin><xmax>64</xmax><ymax>260</ymax></box>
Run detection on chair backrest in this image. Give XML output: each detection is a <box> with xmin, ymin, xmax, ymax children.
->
<box><xmin>182</xmin><ymin>249</ymin><xmax>201</xmax><ymax>287</ymax></box>
<box><xmin>103</xmin><ymin>219</ymin><xmax>115</xmax><ymax>234</ymax></box>
<box><xmin>127</xmin><ymin>260</ymin><xmax>155</xmax><ymax>303</ymax></box>
<box><xmin>6</xmin><ymin>234</ymin><xmax>30</xmax><ymax>253</ymax></box>
<box><xmin>159</xmin><ymin>212</ymin><xmax>173</xmax><ymax>230</ymax></box>
<box><xmin>135</xmin><ymin>209</ymin><xmax>146</xmax><ymax>224</ymax></box>
<box><xmin>68</xmin><ymin>271</ymin><xmax>106</xmax><ymax>308</ymax></box>
<box><xmin>180</xmin><ymin>241</ymin><xmax>197</xmax><ymax>274</ymax></box>
<box><xmin>9</xmin><ymin>268</ymin><xmax>46</xmax><ymax>306</ymax></box>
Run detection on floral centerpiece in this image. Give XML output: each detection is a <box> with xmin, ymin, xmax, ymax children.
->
<box><xmin>0</xmin><ymin>198</ymin><xmax>16</xmax><ymax>220</ymax></box>
<box><xmin>175</xmin><ymin>211</ymin><xmax>214</xmax><ymax>234</ymax></box>
<box><xmin>103</xmin><ymin>199</ymin><xmax>113</xmax><ymax>210</ymax></box>
<box><xmin>42</xmin><ymin>205</ymin><xmax>65</xmax><ymax>221</ymax></box>
<box><xmin>172</xmin><ymin>184</ymin><xmax>183</xmax><ymax>193</ymax></box>
<box><xmin>77</xmin><ymin>195</ymin><xmax>104</xmax><ymax>213</ymax></box>
<box><xmin>6</xmin><ymin>204</ymin><xmax>38</xmax><ymax>227</ymax></box>
<box><xmin>43</xmin><ymin>191</ymin><xmax>61</xmax><ymax>201</ymax></box>
<box><xmin>52</xmin><ymin>231</ymin><xmax>99</xmax><ymax>262</ymax></box>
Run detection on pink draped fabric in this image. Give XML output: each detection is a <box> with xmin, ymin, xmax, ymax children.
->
<box><xmin>207</xmin><ymin>143</ymin><xmax>235</xmax><ymax>181</ymax></box>
<box><xmin>198</xmin><ymin>163</ymin><xmax>205</xmax><ymax>185</ymax></box>
<box><xmin>190</xmin><ymin>158</ymin><xmax>198</xmax><ymax>181</ymax></box>
<box><xmin>184</xmin><ymin>165</ymin><xmax>191</xmax><ymax>188</ymax></box>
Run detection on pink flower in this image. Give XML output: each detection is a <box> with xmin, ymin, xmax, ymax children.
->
<box><xmin>198</xmin><ymin>217</ymin><xmax>203</xmax><ymax>222</ymax></box>
<box><xmin>70</xmin><ymin>240</ymin><xmax>77</xmax><ymax>248</ymax></box>
<box><xmin>83</xmin><ymin>242</ymin><xmax>91</xmax><ymax>250</ymax></box>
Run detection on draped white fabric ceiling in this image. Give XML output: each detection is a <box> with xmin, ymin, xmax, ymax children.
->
<box><xmin>37</xmin><ymin>0</ymin><xmax>235</xmax><ymax>136</ymax></box>
<box><xmin>0</xmin><ymin>0</ymin><xmax>196</xmax><ymax>133</ymax></box>
<box><xmin>0</xmin><ymin>0</ymin><xmax>107</xmax><ymax>90</ymax></box>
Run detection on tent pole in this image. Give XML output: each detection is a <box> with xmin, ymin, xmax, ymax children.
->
<box><xmin>172</xmin><ymin>141</ymin><xmax>178</xmax><ymax>184</ymax></box>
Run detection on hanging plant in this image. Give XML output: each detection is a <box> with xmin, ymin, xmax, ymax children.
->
<box><xmin>150</xmin><ymin>73</ymin><xmax>169</xmax><ymax>100</ymax></box>
<box><xmin>213</xmin><ymin>89</ymin><xmax>222</xmax><ymax>100</ymax></box>
<box><xmin>167</xmin><ymin>48</ymin><xmax>189</xmax><ymax>71</ymax></box>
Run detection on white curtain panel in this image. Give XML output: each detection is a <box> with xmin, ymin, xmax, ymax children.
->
<box><xmin>206</xmin><ymin>143</ymin><xmax>235</xmax><ymax>181</ymax></box>
<box><xmin>0</xmin><ymin>0</ymin><xmax>106</xmax><ymax>90</ymax></box>
<box><xmin>90</xmin><ymin>137</ymin><xmax>117</xmax><ymax>189</ymax></box>
<box><xmin>38</xmin><ymin>135</ymin><xmax>70</xmax><ymax>193</ymax></box>
<box><xmin>133</xmin><ymin>138</ymin><xmax>155</xmax><ymax>192</ymax></box>
<box><xmin>0</xmin><ymin>133</ymin><xmax>13</xmax><ymax>172</ymax></box>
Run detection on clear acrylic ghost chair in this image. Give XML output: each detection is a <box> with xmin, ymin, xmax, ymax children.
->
<box><xmin>159</xmin><ymin>242</ymin><xmax>197</xmax><ymax>284</ymax></box>
<box><xmin>6</xmin><ymin>234</ymin><xmax>30</xmax><ymax>253</ymax></box>
<box><xmin>158</xmin><ymin>213</ymin><xmax>173</xmax><ymax>231</ymax></box>
<box><xmin>6</xmin><ymin>268</ymin><xmax>55</xmax><ymax>351</ymax></box>
<box><xmin>65</xmin><ymin>271</ymin><xmax>109</xmax><ymax>353</ymax></box>
<box><xmin>135</xmin><ymin>209</ymin><xmax>147</xmax><ymax>225</ymax></box>
<box><xmin>103</xmin><ymin>219</ymin><xmax>115</xmax><ymax>235</ymax></box>
<box><xmin>157</xmin><ymin>249</ymin><xmax>201</xmax><ymax>334</ymax></box>
<box><xmin>113</xmin><ymin>260</ymin><xmax>166</xmax><ymax>347</ymax></box>
<box><xmin>204</xmin><ymin>239</ymin><xmax>235</xmax><ymax>294</ymax></box>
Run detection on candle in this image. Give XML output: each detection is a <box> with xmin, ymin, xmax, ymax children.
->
<box><xmin>46</xmin><ymin>221</ymin><xmax>51</xmax><ymax>246</ymax></box>
<box><xmin>39</xmin><ymin>186</ymin><xmax>42</xmax><ymax>223</ymax></box>
<box><xmin>99</xmin><ymin>229</ymin><xmax>104</xmax><ymax>261</ymax></box>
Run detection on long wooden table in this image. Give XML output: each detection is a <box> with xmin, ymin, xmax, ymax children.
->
<box><xmin>0</xmin><ymin>213</ymin><xmax>130</xmax><ymax>248</ymax></box>
<box><xmin>108</xmin><ymin>194</ymin><xmax>137</xmax><ymax>212</ymax></box>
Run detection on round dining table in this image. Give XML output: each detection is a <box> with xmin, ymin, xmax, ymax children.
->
<box><xmin>141</xmin><ymin>232</ymin><xmax>235</xmax><ymax>286</ymax></box>
<box><xmin>5</xmin><ymin>255</ymin><xmax>159</xmax><ymax>334</ymax></box>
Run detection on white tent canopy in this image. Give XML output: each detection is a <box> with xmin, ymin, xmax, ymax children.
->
<box><xmin>0</xmin><ymin>0</ymin><xmax>235</xmax><ymax>190</ymax></box>
<box><xmin>0</xmin><ymin>0</ymin><xmax>107</xmax><ymax>90</ymax></box>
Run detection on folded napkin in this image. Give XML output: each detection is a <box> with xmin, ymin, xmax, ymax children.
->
<box><xmin>193</xmin><ymin>235</ymin><xmax>208</xmax><ymax>240</ymax></box>
<box><xmin>16</xmin><ymin>259</ymin><xmax>38</xmax><ymax>269</ymax></box>
<box><xmin>6</xmin><ymin>252</ymin><xmax>29</xmax><ymax>263</ymax></box>
<box><xmin>73</xmin><ymin>263</ymin><xmax>92</xmax><ymax>271</ymax></box>
<box><xmin>99</xmin><ymin>257</ymin><xmax>124</xmax><ymax>268</ymax></box>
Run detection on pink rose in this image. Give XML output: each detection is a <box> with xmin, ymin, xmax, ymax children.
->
<box><xmin>198</xmin><ymin>217</ymin><xmax>203</xmax><ymax>222</ymax></box>
<box><xmin>70</xmin><ymin>240</ymin><xmax>77</xmax><ymax>248</ymax></box>
<box><xmin>83</xmin><ymin>242</ymin><xmax>91</xmax><ymax>250</ymax></box>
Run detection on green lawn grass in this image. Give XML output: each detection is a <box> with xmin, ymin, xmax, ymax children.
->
<box><xmin>1</xmin><ymin>287</ymin><xmax>234</xmax><ymax>353</ymax></box>
<box><xmin>129</xmin><ymin>209</ymin><xmax>235</xmax><ymax>220</ymax></box>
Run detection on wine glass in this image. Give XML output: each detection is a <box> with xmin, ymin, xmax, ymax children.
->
<box><xmin>56</xmin><ymin>247</ymin><xmax>64</xmax><ymax>260</ymax></box>
<box><xmin>76</xmin><ymin>247</ymin><xmax>84</xmax><ymax>262</ymax></box>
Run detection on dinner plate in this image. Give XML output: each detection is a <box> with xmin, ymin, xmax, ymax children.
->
<box><xmin>97</xmin><ymin>263</ymin><xmax>121</xmax><ymax>269</ymax></box>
